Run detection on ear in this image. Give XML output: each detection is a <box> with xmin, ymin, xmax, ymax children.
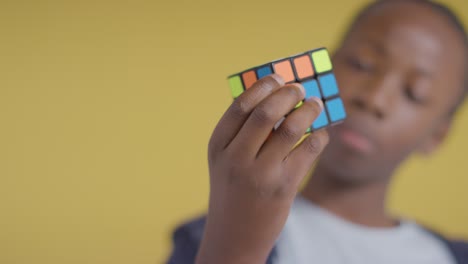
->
<box><xmin>417</xmin><ymin>118</ymin><xmax>452</xmax><ymax>155</ymax></box>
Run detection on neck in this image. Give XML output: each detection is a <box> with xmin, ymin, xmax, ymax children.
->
<box><xmin>301</xmin><ymin>164</ymin><xmax>397</xmax><ymax>228</ymax></box>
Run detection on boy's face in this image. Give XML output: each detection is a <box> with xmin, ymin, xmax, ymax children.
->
<box><xmin>318</xmin><ymin>2</ymin><xmax>466</xmax><ymax>184</ymax></box>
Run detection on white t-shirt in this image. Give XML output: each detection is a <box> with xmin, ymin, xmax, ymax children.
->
<box><xmin>275</xmin><ymin>196</ymin><xmax>455</xmax><ymax>264</ymax></box>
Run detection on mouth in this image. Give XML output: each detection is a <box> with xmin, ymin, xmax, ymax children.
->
<box><xmin>332</xmin><ymin>121</ymin><xmax>376</xmax><ymax>155</ymax></box>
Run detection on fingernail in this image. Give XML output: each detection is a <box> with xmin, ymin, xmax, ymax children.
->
<box><xmin>290</xmin><ymin>83</ymin><xmax>305</xmax><ymax>98</ymax></box>
<box><xmin>270</xmin><ymin>74</ymin><xmax>285</xmax><ymax>86</ymax></box>
<box><xmin>306</xmin><ymin>96</ymin><xmax>324</xmax><ymax>109</ymax></box>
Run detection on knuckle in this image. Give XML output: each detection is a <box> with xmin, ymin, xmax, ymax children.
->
<box><xmin>307</xmin><ymin>101</ymin><xmax>323</xmax><ymax>118</ymax></box>
<box><xmin>255</xmin><ymin>79</ymin><xmax>275</xmax><ymax>93</ymax></box>
<box><xmin>223</xmin><ymin>161</ymin><xmax>248</xmax><ymax>184</ymax></box>
<box><xmin>252</xmin><ymin>74</ymin><xmax>283</xmax><ymax>94</ymax></box>
<box><xmin>208</xmin><ymin>138</ymin><xmax>223</xmax><ymax>162</ymax></box>
<box><xmin>272</xmin><ymin>175</ymin><xmax>294</xmax><ymax>199</ymax></box>
<box><xmin>219</xmin><ymin>162</ymin><xmax>294</xmax><ymax>200</ymax></box>
<box><xmin>231</xmin><ymin>97</ymin><xmax>251</xmax><ymax>118</ymax></box>
<box><xmin>253</xmin><ymin>179</ymin><xmax>288</xmax><ymax>199</ymax></box>
<box><xmin>251</xmin><ymin>167</ymin><xmax>290</xmax><ymax>199</ymax></box>
<box><xmin>277</xmin><ymin>124</ymin><xmax>301</xmax><ymax>144</ymax></box>
<box><xmin>252</xmin><ymin>104</ymin><xmax>275</xmax><ymax>124</ymax></box>
<box><xmin>258</xmin><ymin>74</ymin><xmax>284</xmax><ymax>87</ymax></box>
<box><xmin>268</xmin><ymin>73</ymin><xmax>285</xmax><ymax>86</ymax></box>
<box><xmin>284</xmin><ymin>85</ymin><xmax>303</xmax><ymax>99</ymax></box>
<box><xmin>226</xmin><ymin>162</ymin><xmax>283</xmax><ymax>196</ymax></box>
<box><xmin>320</xmin><ymin>130</ymin><xmax>330</xmax><ymax>145</ymax></box>
<box><xmin>272</xmin><ymin>184</ymin><xmax>292</xmax><ymax>199</ymax></box>
<box><xmin>224</xmin><ymin>146</ymin><xmax>245</xmax><ymax>163</ymax></box>
<box><xmin>208</xmin><ymin>140</ymin><xmax>217</xmax><ymax>158</ymax></box>
<box><xmin>304</xmin><ymin>133</ymin><xmax>326</xmax><ymax>154</ymax></box>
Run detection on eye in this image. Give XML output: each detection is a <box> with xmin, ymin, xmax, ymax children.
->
<box><xmin>404</xmin><ymin>85</ymin><xmax>426</xmax><ymax>105</ymax></box>
<box><xmin>346</xmin><ymin>56</ymin><xmax>375</xmax><ymax>72</ymax></box>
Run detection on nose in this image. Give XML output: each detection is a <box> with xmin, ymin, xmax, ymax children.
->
<box><xmin>350</xmin><ymin>72</ymin><xmax>398</xmax><ymax>120</ymax></box>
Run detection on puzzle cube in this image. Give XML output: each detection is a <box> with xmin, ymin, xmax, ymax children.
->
<box><xmin>227</xmin><ymin>47</ymin><xmax>346</xmax><ymax>132</ymax></box>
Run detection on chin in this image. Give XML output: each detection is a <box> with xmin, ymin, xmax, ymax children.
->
<box><xmin>315</xmin><ymin>142</ymin><xmax>386</xmax><ymax>186</ymax></box>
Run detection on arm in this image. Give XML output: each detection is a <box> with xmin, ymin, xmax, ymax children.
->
<box><xmin>167</xmin><ymin>217</ymin><xmax>205</xmax><ymax>264</ymax></box>
<box><xmin>446</xmin><ymin>240</ymin><xmax>468</xmax><ymax>264</ymax></box>
<box><xmin>196</xmin><ymin>74</ymin><xmax>328</xmax><ymax>264</ymax></box>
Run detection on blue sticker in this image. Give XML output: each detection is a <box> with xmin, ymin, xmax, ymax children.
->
<box><xmin>312</xmin><ymin>109</ymin><xmax>329</xmax><ymax>129</ymax></box>
<box><xmin>318</xmin><ymin>73</ymin><xmax>339</xmax><ymax>98</ymax></box>
<box><xmin>256</xmin><ymin>65</ymin><xmax>273</xmax><ymax>79</ymax></box>
<box><xmin>326</xmin><ymin>97</ymin><xmax>347</xmax><ymax>122</ymax></box>
<box><xmin>302</xmin><ymin>79</ymin><xmax>322</xmax><ymax>99</ymax></box>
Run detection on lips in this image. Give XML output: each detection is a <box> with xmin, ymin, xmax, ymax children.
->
<box><xmin>333</xmin><ymin>122</ymin><xmax>376</xmax><ymax>155</ymax></box>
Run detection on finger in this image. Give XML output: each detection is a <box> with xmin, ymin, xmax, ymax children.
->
<box><xmin>258</xmin><ymin>97</ymin><xmax>324</xmax><ymax>162</ymax></box>
<box><xmin>209</xmin><ymin>74</ymin><xmax>285</xmax><ymax>154</ymax></box>
<box><xmin>284</xmin><ymin>129</ymin><xmax>329</xmax><ymax>188</ymax></box>
<box><xmin>229</xmin><ymin>83</ymin><xmax>305</xmax><ymax>158</ymax></box>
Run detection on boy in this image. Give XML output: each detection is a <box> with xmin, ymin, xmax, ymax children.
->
<box><xmin>168</xmin><ymin>0</ymin><xmax>468</xmax><ymax>263</ymax></box>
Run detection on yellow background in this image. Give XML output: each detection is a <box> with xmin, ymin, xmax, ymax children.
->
<box><xmin>1</xmin><ymin>0</ymin><xmax>467</xmax><ymax>263</ymax></box>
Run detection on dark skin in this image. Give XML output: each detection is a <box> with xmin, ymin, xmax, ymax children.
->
<box><xmin>197</xmin><ymin>2</ymin><xmax>466</xmax><ymax>264</ymax></box>
<box><xmin>303</xmin><ymin>1</ymin><xmax>466</xmax><ymax>227</ymax></box>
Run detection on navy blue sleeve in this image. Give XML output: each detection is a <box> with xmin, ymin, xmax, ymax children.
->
<box><xmin>425</xmin><ymin>227</ymin><xmax>468</xmax><ymax>264</ymax></box>
<box><xmin>446</xmin><ymin>240</ymin><xmax>468</xmax><ymax>264</ymax></box>
<box><xmin>165</xmin><ymin>216</ymin><xmax>277</xmax><ymax>264</ymax></box>
<box><xmin>166</xmin><ymin>217</ymin><xmax>206</xmax><ymax>264</ymax></box>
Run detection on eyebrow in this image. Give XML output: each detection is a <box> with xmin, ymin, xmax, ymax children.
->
<box><xmin>363</xmin><ymin>37</ymin><xmax>434</xmax><ymax>79</ymax></box>
<box><xmin>415</xmin><ymin>68</ymin><xmax>433</xmax><ymax>79</ymax></box>
<box><xmin>363</xmin><ymin>38</ymin><xmax>387</xmax><ymax>56</ymax></box>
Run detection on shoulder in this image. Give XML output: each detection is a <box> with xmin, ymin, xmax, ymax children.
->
<box><xmin>445</xmin><ymin>239</ymin><xmax>468</xmax><ymax>264</ymax></box>
<box><xmin>166</xmin><ymin>216</ymin><xmax>277</xmax><ymax>264</ymax></box>
<box><xmin>424</xmin><ymin>226</ymin><xmax>468</xmax><ymax>264</ymax></box>
<box><xmin>173</xmin><ymin>216</ymin><xmax>206</xmax><ymax>244</ymax></box>
<box><xmin>166</xmin><ymin>216</ymin><xmax>206</xmax><ymax>264</ymax></box>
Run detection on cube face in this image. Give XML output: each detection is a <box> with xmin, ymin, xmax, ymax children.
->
<box><xmin>228</xmin><ymin>47</ymin><xmax>346</xmax><ymax>132</ymax></box>
<box><xmin>312</xmin><ymin>109</ymin><xmax>329</xmax><ymax>130</ymax></box>
<box><xmin>295</xmin><ymin>100</ymin><xmax>303</xmax><ymax>109</ymax></box>
<box><xmin>318</xmin><ymin>73</ymin><xmax>339</xmax><ymax>99</ymax></box>
<box><xmin>303</xmin><ymin>79</ymin><xmax>321</xmax><ymax>99</ymax></box>
<box><xmin>228</xmin><ymin>75</ymin><xmax>243</xmax><ymax>98</ymax></box>
<box><xmin>256</xmin><ymin>65</ymin><xmax>272</xmax><ymax>79</ymax></box>
<box><xmin>292</xmin><ymin>54</ymin><xmax>314</xmax><ymax>80</ymax></box>
<box><xmin>326</xmin><ymin>97</ymin><xmax>347</xmax><ymax>122</ymax></box>
<box><xmin>242</xmin><ymin>70</ymin><xmax>257</xmax><ymax>89</ymax></box>
<box><xmin>272</xmin><ymin>60</ymin><xmax>295</xmax><ymax>83</ymax></box>
<box><xmin>311</xmin><ymin>49</ymin><xmax>333</xmax><ymax>73</ymax></box>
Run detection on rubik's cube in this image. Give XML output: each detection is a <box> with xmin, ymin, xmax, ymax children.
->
<box><xmin>227</xmin><ymin>47</ymin><xmax>346</xmax><ymax>132</ymax></box>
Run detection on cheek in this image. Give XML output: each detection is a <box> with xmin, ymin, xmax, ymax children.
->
<box><xmin>380</xmin><ymin>108</ymin><xmax>435</xmax><ymax>156</ymax></box>
<box><xmin>334</xmin><ymin>61</ymin><xmax>433</xmax><ymax>156</ymax></box>
<box><xmin>333</xmin><ymin>63</ymin><xmax>362</xmax><ymax>101</ymax></box>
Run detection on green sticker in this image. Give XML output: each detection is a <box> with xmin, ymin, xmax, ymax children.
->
<box><xmin>311</xmin><ymin>49</ymin><xmax>333</xmax><ymax>73</ymax></box>
<box><xmin>295</xmin><ymin>100</ymin><xmax>304</xmax><ymax>109</ymax></box>
<box><xmin>228</xmin><ymin>75</ymin><xmax>244</xmax><ymax>98</ymax></box>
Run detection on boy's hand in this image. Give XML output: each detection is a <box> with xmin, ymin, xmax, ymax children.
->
<box><xmin>196</xmin><ymin>74</ymin><xmax>329</xmax><ymax>264</ymax></box>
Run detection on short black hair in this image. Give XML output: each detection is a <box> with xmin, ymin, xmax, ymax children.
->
<box><xmin>346</xmin><ymin>0</ymin><xmax>468</xmax><ymax>115</ymax></box>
